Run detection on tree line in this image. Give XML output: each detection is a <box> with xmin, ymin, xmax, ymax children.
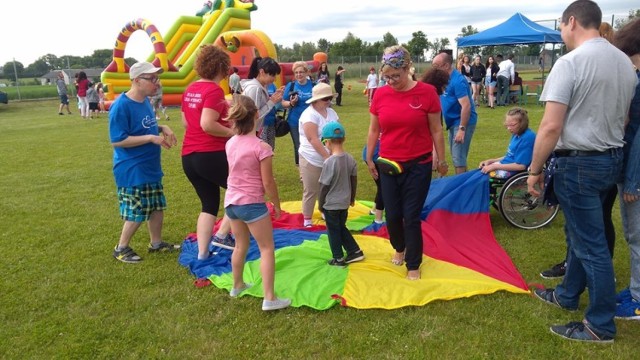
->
<box><xmin>3</xmin><ymin>9</ymin><xmax>637</xmax><ymax>81</ymax></box>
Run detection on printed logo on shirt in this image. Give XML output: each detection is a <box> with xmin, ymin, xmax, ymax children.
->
<box><xmin>409</xmin><ymin>95</ymin><xmax>422</xmax><ymax>110</ymax></box>
<box><xmin>142</xmin><ymin>115</ymin><xmax>157</xmax><ymax>129</ymax></box>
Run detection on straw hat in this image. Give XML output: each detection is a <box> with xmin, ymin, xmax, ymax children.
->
<box><xmin>305</xmin><ymin>83</ymin><xmax>337</xmax><ymax>104</ymax></box>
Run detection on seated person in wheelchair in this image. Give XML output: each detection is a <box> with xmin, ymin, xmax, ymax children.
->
<box><xmin>478</xmin><ymin>107</ymin><xmax>535</xmax><ymax>179</ymax></box>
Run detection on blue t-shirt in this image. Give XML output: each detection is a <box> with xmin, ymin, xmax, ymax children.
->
<box><xmin>501</xmin><ymin>128</ymin><xmax>536</xmax><ymax>167</ymax></box>
<box><xmin>109</xmin><ymin>93</ymin><xmax>163</xmax><ymax>187</ymax></box>
<box><xmin>440</xmin><ymin>69</ymin><xmax>477</xmax><ymax>129</ymax></box>
<box><xmin>263</xmin><ymin>83</ymin><xmax>278</xmax><ymax>126</ymax></box>
<box><xmin>283</xmin><ymin>80</ymin><xmax>314</xmax><ymax>127</ymax></box>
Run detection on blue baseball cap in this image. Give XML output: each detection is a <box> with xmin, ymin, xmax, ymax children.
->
<box><xmin>322</xmin><ymin>122</ymin><xmax>345</xmax><ymax>140</ymax></box>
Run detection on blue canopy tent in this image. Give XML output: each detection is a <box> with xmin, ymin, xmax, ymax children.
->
<box><xmin>457</xmin><ymin>13</ymin><xmax>563</xmax><ymax>85</ymax></box>
<box><xmin>457</xmin><ymin>13</ymin><xmax>563</xmax><ymax>47</ymax></box>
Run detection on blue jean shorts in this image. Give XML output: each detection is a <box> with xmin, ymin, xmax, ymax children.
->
<box><xmin>449</xmin><ymin>123</ymin><xmax>477</xmax><ymax>167</ymax></box>
<box><xmin>225</xmin><ymin>203</ymin><xmax>269</xmax><ymax>223</ymax></box>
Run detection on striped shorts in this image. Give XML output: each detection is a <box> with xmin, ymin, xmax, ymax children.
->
<box><xmin>117</xmin><ymin>182</ymin><xmax>167</xmax><ymax>222</ymax></box>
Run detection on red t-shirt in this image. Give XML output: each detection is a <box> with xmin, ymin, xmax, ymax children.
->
<box><xmin>77</xmin><ymin>79</ymin><xmax>89</xmax><ymax>97</ymax></box>
<box><xmin>370</xmin><ymin>82</ymin><xmax>441</xmax><ymax>162</ymax></box>
<box><xmin>181</xmin><ymin>81</ymin><xmax>230</xmax><ymax>155</ymax></box>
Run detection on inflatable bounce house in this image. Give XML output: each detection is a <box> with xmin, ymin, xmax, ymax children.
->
<box><xmin>101</xmin><ymin>0</ymin><xmax>327</xmax><ymax>107</ymax></box>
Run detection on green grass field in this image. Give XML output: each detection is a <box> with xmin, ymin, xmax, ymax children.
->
<box><xmin>0</xmin><ymin>83</ymin><xmax>637</xmax><ymax>359</ymax></box>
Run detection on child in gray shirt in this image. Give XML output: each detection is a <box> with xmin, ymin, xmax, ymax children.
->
<box><xmin>318</xmin><ymin>122</ymin><xmax>364</xmax><ymax>266</ymax></box>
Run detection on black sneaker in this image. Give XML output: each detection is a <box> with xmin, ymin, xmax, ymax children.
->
<box><xmin>345</xmin><ymin>250</ymin><xmax>365</xmax><ymax>264</ymax></box>
<box><xmin>148</xmin><ymin>241</ymin><xmax>181</xmax><ymax>253</ymax></box>
<box><xmin>550</xmin><ymin>321</ymin><xmax>614</xmax><ymax>343</ymax></box>
<box><xmin>533</xmin><ymin>288</ymin><xmax>578</xmax><ymax>311</ymax></box>
<box><xmin>327</xmin><ymin>258</ymin><xmax>347</xmax><ymax>267</ymax></box>
<box><xmin>540</xmin><ymin>261</ymin><xmax>566</xmax><ymax>279</ymax></box>
<box><xmin>113</xmin><ymin>246</ymin><xmax>142</xmax><ymax>263</ymax></box>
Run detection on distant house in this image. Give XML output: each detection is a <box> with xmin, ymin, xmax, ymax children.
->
<box><xmin>40</xmin><ymin>69</ymin><xmax>104</xmax><ymax>86</ymax></box>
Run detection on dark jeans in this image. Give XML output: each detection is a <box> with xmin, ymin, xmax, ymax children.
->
<box><xmin>289</xmin><ymin>123</ymin><xmax>300</xmax><ymax>165</ymax></box>
<box><xmin>323</xmin><ymin>208</ymin><xmax>360</xmax><ymax>259</ymax></box>
<box><xmin>553</xmin><ymin>149</ymin><xmax>623</xmax><ymax>337</ymax></box>
<box><xmin>335</xmin><ymin>85</ymin><xmax>343</xmax><ymax>105</ymax></box>
<box><xmin>373</xmin><ymin>163</ymin><xmax>384</xmax><ymax>211</ymax></box>
<box><xmin>380</xmin><ymin>161</ymin><xmax>432</xmax><ymax>270</ymax></box>
<box><xmin>496</xmin><ymin>75</ymin><xmax>510</xmax><ymax>105</ymax></box>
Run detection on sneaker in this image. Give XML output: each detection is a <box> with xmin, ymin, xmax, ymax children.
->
<box><xmin>230</xmin><ymin>283</ymin><xmax>252</xmax><ymax>298</ymax></box>
<box><xmin>262</xmin><ymin>297</ymin><xmax>291</xmax><ymax>311</ymax></box>
<box><xmin>615</xmin><ymin>298</ymin><xmax>640</xmax><ymax>320</ymax></box>
<box><xmin>148</xmin><ymin>241</ymin><xmax>181</xmax><ymax>253</ymax></box>
<box><xmin>533</xmin><ymin>288</ymin><xmax>578</xmax><ymax>311</ymax></box>
<box><xmin>211</xmin><ymin>234</ymin><xmax>235</xmax><ymax>250</ymax></box>
<box><xmin>303</xmin><ymin>219</ymin><xmax>313</xmax><ymax>228</ymax></box>
<box><xmin>58</xmin><ymin>112</ymin><xmax>64</xmax><ymax>115</ymax></box>
<box><xmin>540</xmin><ymin>261</ymin><xmax>566</xmax><ymax>279</ymax></box>
<box><xmin>345</xmin><ymin>250</ymin><xmax>365</xmax><ymax>264</ymax></box>
<box><xmin>550</xmin><ymin>321</ymin><xmax>614</xmax><ymax>343</ymax></box>
<box><xmin>113</xmin><ymin>246</ymin><xmax>142</xmax><ymax>263</ymax></box>
<box><xmin>616</xmin><ymin>287</ymin><xmax>632</xmax><ymax>304</ymax></box>
<box><xmin>327</xmin><ymin>258</ymin><xmax>347</xmax><ymax>267</ymax></box>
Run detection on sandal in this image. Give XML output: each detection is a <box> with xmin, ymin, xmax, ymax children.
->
<box><xmin>391</xmin><ymin>252</ymin><xmax>405</xmax><ymax>266</ymax></box>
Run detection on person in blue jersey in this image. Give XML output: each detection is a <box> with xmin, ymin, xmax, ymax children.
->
<box><xmin>108</xmin><ymin>62</ymin><xmax>180</xmax><ymax>264</ymax></box>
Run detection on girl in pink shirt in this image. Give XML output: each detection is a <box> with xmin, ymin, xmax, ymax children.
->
<box><xmin>223</xmin><ymin>95</ymin><xmax>290</xmax><ymax>311</ymax></box>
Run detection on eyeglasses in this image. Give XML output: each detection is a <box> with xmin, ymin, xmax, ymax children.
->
<box><xmin>321</xmin><ymin>96</ymin><xmax>333</xmax><ymax>102</ymax></box>
<box><xmin>294</xmin><ymin>71</ymin><xmax>307</xmax><ymax>75</ymax></box>
<box><xmin>381</xmin><ymin>73</ymin><xmax>403</xmax><ymax>82</ymax></box>
<box><xmin>504</xmin><ymin>122</ymin><xmax>519</xmax><ymax>128</ymax></box>
<box><xmin>138</xmin><ymin>76</ymin><xmax>159</xmax><ymax>83</ymax></box>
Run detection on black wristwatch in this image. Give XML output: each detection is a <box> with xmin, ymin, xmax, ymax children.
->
<box><xmin>459</xmin><ymin>125</ymin><xmax>466</xmax><ymax>131</ymax></box>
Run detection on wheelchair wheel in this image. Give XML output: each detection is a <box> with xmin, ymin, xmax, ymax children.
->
<box><xmin>497</xmin><ymin>172</ymin><xmax>559</xmax><ymax>230</ymax></box>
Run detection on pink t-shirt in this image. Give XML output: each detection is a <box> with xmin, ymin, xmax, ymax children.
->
<box><xmin>370</xmin><ymin>82</ymin><xmax>441</xmax><ymax>162</ymax></box>
<box><xmin>224</xmin><ymin>134</ymin><xmax>273</xmax><ymax>207</ymax></box>
<box><xmin>181</xmin><ymin>81</ymin><xmax>230</xmax><ymax>155</ymax></box>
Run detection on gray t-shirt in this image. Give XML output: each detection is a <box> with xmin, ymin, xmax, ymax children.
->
<box><xmin>56</xmin><ymin>78</ymin><xmax>67</xmax><ymax>96</ymax></box>
<box><xmin>319</xmin><ymin>152</ymin><xmax>357</xmax><ymax>210</ymax></box>
<box><xmin>541</xmin><ymin>37</ymin><xmax>636</xmax><ymax>151</ymax></box>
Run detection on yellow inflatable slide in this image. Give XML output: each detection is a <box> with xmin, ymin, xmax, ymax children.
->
<box><xmin>101</xmin><ymin>0</ymin><xmax>327</xmax><ymax>107</ymax></box>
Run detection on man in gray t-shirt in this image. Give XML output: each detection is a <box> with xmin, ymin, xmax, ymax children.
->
<box><xmin>56</xmin><ymin>71</ymin><xmax>72</xmax><ymax>115</ymax></box>
<box><xmin>527</xmin><ymin>0</ymin><xmax>636</xmax><ymax>343</ymax></box>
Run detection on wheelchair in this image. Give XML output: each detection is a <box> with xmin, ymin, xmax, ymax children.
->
<box><xmin>489</xmin><ymin>170</ymin><xmax>559</xmax><ymax>230</ymax></box>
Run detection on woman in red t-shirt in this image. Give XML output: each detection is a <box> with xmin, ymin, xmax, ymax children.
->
<box><xmin>365</xmin><ymin>45</ymin><xmax>448</xmax><ymax>281</ymax></box>
<box><xmin>181</xmin><ymin>45</ymin><xmax>235</xmax><ymax>261</ymax></box>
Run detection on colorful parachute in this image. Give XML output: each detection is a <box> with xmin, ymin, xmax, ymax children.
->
<box><xmin>179</xmin><ymin>170</ymin><xmax>530</xmax><ymax>310</ymax></box>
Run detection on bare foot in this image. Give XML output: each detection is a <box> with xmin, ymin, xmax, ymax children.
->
<box><xmin>407</xmin><ymin>270</ymin><xmax>421</xmax><ymax>280</ymax></box>
<box><xmin>391</xmin><ymin>251</ymin><xmax>404</xmax><ymax>266</ymax></box>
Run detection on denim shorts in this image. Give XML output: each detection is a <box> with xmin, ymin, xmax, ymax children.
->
<box><xmin>225</xmin><ymin>203</ymin><xmax>269</xmax><ymax>223</ymax></box>
<box><xmin>485</xmin><ymin>79</ymin><xmax>496</xmax><ymax>87</ymax></box>
<box><xmin>449</xmin><ymin>123</ymin><xmax>476</xmax><ymax>167</ymax></box>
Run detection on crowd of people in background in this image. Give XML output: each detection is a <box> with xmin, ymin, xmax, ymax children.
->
<box><xmin>102</xmin><ymin>0</ymin><xmax>640</xmax><ymax>333</ymax></box>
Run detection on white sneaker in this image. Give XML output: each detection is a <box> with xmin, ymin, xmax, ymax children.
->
<box><xmin>262</xmin><ymin>297</ymin><xmax>291</xmax><ymax>311</ymax></box>
<box><xmin>230</xmin><ymin>283</ymin><xmax>252</xmax><ymax>297</ymax></box>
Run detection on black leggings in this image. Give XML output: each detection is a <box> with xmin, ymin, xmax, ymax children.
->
<box><xmin>182</xmin><ymin>151</ymin><xmax>228</xmax><ymax>216</ymax></box>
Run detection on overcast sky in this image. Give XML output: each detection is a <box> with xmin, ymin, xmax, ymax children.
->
<box><xmin>2</xmin><ymin>0</ymin><xmax>633</xmax><ymax>67</ymax></box>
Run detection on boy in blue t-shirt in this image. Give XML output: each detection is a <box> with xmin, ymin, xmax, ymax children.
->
<box><xmin>318</xmin><ymin>122</ymin><xmax>364</xmax><ymax>266</ymax></box>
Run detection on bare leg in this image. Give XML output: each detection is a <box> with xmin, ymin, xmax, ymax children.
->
<box><xmin>147</xmin><ymin>210</ymin><xmax>164</xmax><ymax>245</ymax></box>
<box><xmin>118</xmin><ymin>220</ymin><xmax>142</xmax><ymax>249</ymax></box>
<box><xmin>230</xmin><ymin>219</ymin><xmax>250</xmax><ymax>291</ymax></box>
<box><xmin>215</xmin><ymin>214</ymin><xmax>232</xmax><ymax>237</ymax></box>
<box><xmin>455</xmin><ymin>166</ymin><xmax>467</xmax><ymax>175</ymax></box>
<box><xmin>197</xmin><ymin>212</ymin><xmax>217</xmax><ymax>259</ymax></box>
<box><xmin>247</xmin><ymin>216</ymin><xmax>277</xmax><ymax>301</ymax></box>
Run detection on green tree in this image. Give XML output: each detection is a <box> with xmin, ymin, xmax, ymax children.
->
<box><xmin>614</xmin><ymin>8</ymin><xmax>639</xmax><ymax>29</ymax></box>
<box><xmin>317</xmin><ymin>38</ymin><xmax>331</xmax><ymax>53</ymax></box>
<box><xmin>299</xmin><ymin>41</ymin><xmax>318</xmax><ymax>60</ymax></box>
<box><xmin>457</xmin><ymin>25</ymin><xmax>480</xmax><ymax>56</ymax></box>
<box><xmin>430</xmin><ymin>37</ymin><xmax>451</xmax><ymax>55</ymax></box>
<box><xmin>406</xmin><ymin>31</ymin><xmax>430</xmax><ymax>62</ymax></box>
<box><xmin>382</xmin><ymin>32</ymin><xmax>398</xmax><ymax>48</ymax></box>
<box><xmin>2</xmin><ymin>60</ymin><xmax>24</xmax><ymax>81</ymax></box>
